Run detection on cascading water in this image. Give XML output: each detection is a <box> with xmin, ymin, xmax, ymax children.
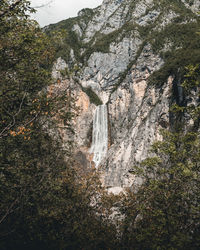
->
<box><xmin>90</xmin><ymin>104</ymin><xmax>108</xmax><ymax>167</ymax></box>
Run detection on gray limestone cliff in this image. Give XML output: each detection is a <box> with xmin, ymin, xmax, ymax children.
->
<box><xmin>48</xmin><ymin>0</ymin><xmax>200</xmax><ymax>192</ymax></box>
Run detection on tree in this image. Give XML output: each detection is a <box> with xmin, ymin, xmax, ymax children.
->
<box><xmin>0</xmin><ymin>0</ymin><xmax>67</xmax><ymax>245</ymax></box>
<box><xmin>121</xmin><ymin>65</ymin><xmax>200</xmax><ymax>249</ymax></box>
<box><xmin>0</xmin><ymin>2</ymin><xmax>118</xmax><ymax>249</ymax></box>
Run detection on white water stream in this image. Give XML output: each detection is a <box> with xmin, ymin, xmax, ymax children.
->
<box><xmin>90</xmin><ymin>104</ymin><xmax>108</xmax><ymax>167</ymax></box>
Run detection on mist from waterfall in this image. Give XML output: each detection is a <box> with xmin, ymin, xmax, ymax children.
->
<box><xmin>90</xmin><ymin>104</ymin><xmax>108</xmax><ymax>167</ymax></box>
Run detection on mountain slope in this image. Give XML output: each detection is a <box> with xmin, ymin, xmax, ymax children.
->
<box><xmin>47</xmin><ymin>0</ymin><xmax>200</xmax><ymax>191</ymax></box>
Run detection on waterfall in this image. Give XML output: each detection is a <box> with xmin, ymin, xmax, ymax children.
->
<box><xmin>90</xmin><ymin>104</ymin><xmax>108</xmax><ymax>167</ymax></box>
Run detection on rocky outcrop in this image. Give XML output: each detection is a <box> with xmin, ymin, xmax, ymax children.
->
<box><xmin>102</xmin><ymin>44</ymin><xmax>170</xmax><ymax>188</ymax></box>
<box><xmin>49</xmin><ymin>0</ymin><xmax>200</xmax><ymax>190</ymax></box>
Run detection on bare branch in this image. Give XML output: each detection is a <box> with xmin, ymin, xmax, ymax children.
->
<box><xmin>22</xmin><ymin>112</ymin><xmax>39</xmax><ymax>127</ymax></box>
<box><xmin>0</xmin><ymin>197</ymin><xmax>19</xmax><ymax>225</ymax></box>
<box><xmin>0</xmin><ymin>92</ymin><xmax>27</xmax><ymax>138</ymax></box>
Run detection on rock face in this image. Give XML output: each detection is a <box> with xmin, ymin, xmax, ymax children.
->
<box><xmin>49</xmin><ymin>0</ymin><xmax>200</xmax><ymax>189</ymax></box>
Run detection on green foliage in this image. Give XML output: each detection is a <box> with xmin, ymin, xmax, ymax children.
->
<box><xmin>82</xmin><ymin>22</ymin><xmax>138</xmax><ymax>62</ymax></box>
<box><xmin>45</xmin><ymin>8</ymin><xmax>95</xmax><ymax>63</ymax></box>
<box><xmin>110</xmin><ymin>1</ymin><xmax>199</xmax><ymax>90</ymax></box>
<box><xmin>183</xmin><ymin>64</ymin><xmax>200</xmax><ymax>91</ymax></box>
<box><xmin>48</xmin><ymin>26</ymin><xmax>82</xmax><ymax>64</ymax></box>
<box><xmin>182</xmin><ymin>64</ymin><xmax>200</xmax><ymax>122</ymax></box>
<box><xmin>82</xmin><ymin>87</ymin><xmax>103</xmax><ymax>106</ymax></box>
<box><xmin>169</xmin><ymin>64</ymin><xmax>200</xmax><ymax>129</ymax></box>
<box><xmin>1</xmin><ymin>1</ymin><xmax>199</xmax><ymax>248</ymax></box>
<box><xmin>121</xmin><ymin>130</ymin><xmax>200</xmax><ymax>249</ymax></box>
<box><xmin>148</xmin><ymin>20</ymin><xmax>200</xmax><ymax>85</ymax></box>
<box><xmin>0</xmin><ymin>1</ymin><xmax>118</xmax><ymax>249</ymax></box>
<box><xmin>121</xmin><ymin>66</ymin><xmax>200</xmax><ymax>249</ymax></box>
<box><xmin>44</xmin><ymin>0</ymin><xmax>200</xmax><ymax>91</ymax></box>
<box><xmin>0</xmin><ymin>1</ymin><xmax>54</xmax><ymax>139</ymax></box>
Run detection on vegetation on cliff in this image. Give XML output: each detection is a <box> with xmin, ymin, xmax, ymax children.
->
<box><xmin>120</xmin><ymin>63</ymin><xmax>200</xmax><ymax>249</ymax></box>
<box><xmin>121</xmin><ymin>130</ymin><xmax>200</xmax><ymax>249</ymax></box>
<box><xmin>0</xmin><ymin>0</ymin><xmax>200</xmax><ymax>249</ymax></box>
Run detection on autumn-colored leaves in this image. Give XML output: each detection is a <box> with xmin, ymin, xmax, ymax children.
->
<box><xmin>10</xmin><ymin>125</ymin><xmax>32</xmax><ymax>140</ymax></box>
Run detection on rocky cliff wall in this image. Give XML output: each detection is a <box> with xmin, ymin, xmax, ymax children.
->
<box><xmin>49</xmin><ymin>0</ymin><xmax>200</xmax><ymax>191</ymax></box>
